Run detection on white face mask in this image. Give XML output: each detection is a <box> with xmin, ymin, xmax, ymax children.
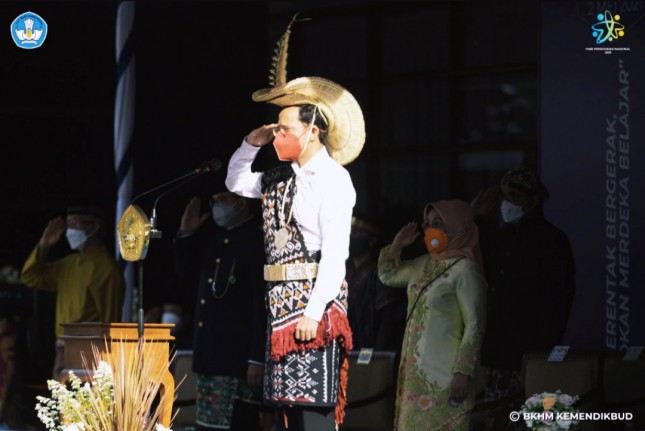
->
<box><xmin>500</xmin><ymin>200</ymin><xmax>524</xmax><ymax>224</ymax></box>
<box><xmin>211</xmin><ymin>202</ymin><xmax>238</xmax><ymax>227</ymax></box>
<box><xmin>66</xmin><ymin>228</ymin><xmax>88</xmax><ymax>250</ymax></box>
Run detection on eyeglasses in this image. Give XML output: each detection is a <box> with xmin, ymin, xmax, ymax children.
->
<box><xmin>272</xmin><ymin>126</ymin><xmax>290</xmax><ymax>137</ymax></box>
<box><xmin>272</xmin><ymin>125</ymin><xmax>310</xmax><ymax>138</ymax></box>
<box><xmin>422</xmin><ymin>218</ymin><xmax>445</xmax><ymax>230</ymax></box>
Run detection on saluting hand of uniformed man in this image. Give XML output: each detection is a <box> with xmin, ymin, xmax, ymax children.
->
<box><xmin>179</xmin><ymin>197</ymin><xmax>209</xmax><ymax>236</ymax></box>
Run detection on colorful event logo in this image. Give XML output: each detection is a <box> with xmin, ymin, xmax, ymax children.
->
<box><xmin>591</xmin><ymin>11</ymin><xmax>625</xmax><ymax>44</ymax></box>
<box><xmin>11</xmin><ymin>11</ymin><xmax>48</xmax><ymax>49</ymax></box>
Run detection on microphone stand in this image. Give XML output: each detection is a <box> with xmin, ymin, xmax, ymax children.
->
<box><xmin>132</xmin><ymin>163</ymin><xmax>219</xmax><ymax>341</ymax></box>
<box><xmin>133</xmin><ymin>169</ymin><xmax>207</xmax><ymax>206</ymax></box>
<box><xmin>115</xmin><ymin>159</ymin><xmax>223</xmax><ymax>405</ymax></box>
<box><xmin>138</xmin><ymin>261</ymin><xmax>144</xmax><ymax>341</ymax></box>
<box><xmin>149</xmin><ymin>175</ymin><xmax>198</xmax><ymax>239</ymax></box>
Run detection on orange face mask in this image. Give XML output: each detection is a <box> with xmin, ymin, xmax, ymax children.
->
<box><xmin>424</xmin><ymin>227</ymin><xmax>448</xmax><ymax>254</ymax></box>
<box><xmin>273</xmin><ymin>132</ymin><xmax>303</xmax><ymax>161</ymax></box>
<box><xmin>273</xmin><ymin>107</ymin><xmax>318</xmax><ymax>161</ymax></box>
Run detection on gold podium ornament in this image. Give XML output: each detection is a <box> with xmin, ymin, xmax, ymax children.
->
<box><xmin>117</xmin><ymin>204</ymin><xmax>152</xmax><ymax>262</ymax></box>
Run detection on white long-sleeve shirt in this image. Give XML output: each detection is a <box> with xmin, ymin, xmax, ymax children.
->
<box><xmin>226</xmin><ymin>139</ymin><xmax>356</xmax><ymax>321</ymax></box>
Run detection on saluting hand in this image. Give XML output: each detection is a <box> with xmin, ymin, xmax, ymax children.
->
<box><xmin>247</xmin><ymin>124</ymin><xmax>278</xmax><ymax>147</ymax></box>
<box><xmin>470</xmin><ymin>186</ymin><xmax>499</xmax><ymax>217</ymax></box>
<box><xmin>391</xmin><ymin>222</ymin><xmax>420</xmax><ymax>254</ymax></box>
<box><xmin>39</xmin><ymin>217</ymin><xmax>65</xmax><ymax>250</ymax></box>
<box><xmin>179</xmin><ymin>197</ymin><xmax>209</xmax><ymax>236</ymax></box>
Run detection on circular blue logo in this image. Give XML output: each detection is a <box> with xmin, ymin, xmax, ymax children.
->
<box><xmin>11</xmin><ymin>11</ymin><xmax>48</xmax><ymax>49</ymax></box>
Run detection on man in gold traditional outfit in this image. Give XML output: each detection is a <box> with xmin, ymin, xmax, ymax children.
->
<box><xmin>20</xmin><ymin>204</ymin><xmax>125</xmax><ymax>378</ymax></box>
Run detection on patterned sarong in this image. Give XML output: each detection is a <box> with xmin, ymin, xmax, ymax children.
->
<box><xmin>261</xmin><ymin>165</ymin><xmax>353</xmax><ymax>424</ymax></box>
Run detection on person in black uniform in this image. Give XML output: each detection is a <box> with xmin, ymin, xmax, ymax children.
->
<box><xmin>346</xmin><ymin>216</ymin><xmax>406</xmax><ymax>353</ymax></box>
<box><xmin>472</xmin><ymin>168</ymin><xmax>575</xmax><ymax>409</ymax></box>
<box><xmin>174</xmin><ymin>190</ymin><xmax>267</xmax><ymax>431</ymax></box>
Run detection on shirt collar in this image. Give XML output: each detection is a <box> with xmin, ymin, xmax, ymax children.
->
<box><xmin>291</xmin><ymin>146</ymin><xmax>329</xmax><ymax>176</ymax></box>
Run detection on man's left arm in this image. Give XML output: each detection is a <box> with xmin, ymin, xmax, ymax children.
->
<box><xmin>303</xmin><ymin>170</ymin><xmax>356</xmax><ymax>322</ymax></box>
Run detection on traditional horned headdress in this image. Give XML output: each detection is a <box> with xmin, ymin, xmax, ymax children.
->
<box><xmin>251</xmin><ymin>15</ymin><xmax>366</xmax><ymax>165</ymax></box>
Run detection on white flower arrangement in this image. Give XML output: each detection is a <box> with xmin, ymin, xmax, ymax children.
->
<box><xmin>35</xmin><ymin>341</ymin><xmax>174</xmax><ymax>431</ymax></box>
<box><xmin>36</xmin><ymin>362</ymin><xmax>113</xmax><ymax>431</ymax></box>
<box><xmin>519</xmin><ymin>390</ymin><xmax>580</xmax><ymax>430</ymax></box>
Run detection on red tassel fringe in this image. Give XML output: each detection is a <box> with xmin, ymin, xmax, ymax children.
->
<box><xmin>335</xmin><ymin>354</ymin><xmax>350</xmax><ymax>424</ymax></box>
<box><xmin>270</xmin><ymin>303</ymin><xmax>354</xmax><ymax>425</ymax></box>
<box><xmin>269</xmin><ymin>303</ymin><xmax>353</xmax><ymax>360</ymax></box>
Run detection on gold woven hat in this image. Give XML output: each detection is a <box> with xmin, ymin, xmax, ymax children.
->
<box><xmin>251</xmin><ymin>16</ymin><xmax>365</xmax><ymax>166</ymax></box>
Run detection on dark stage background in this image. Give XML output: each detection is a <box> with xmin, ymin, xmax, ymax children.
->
<box><xmin>0</xmin><ymin>0</ymin><xmax>544</xmax><ymax>325</ymax></box>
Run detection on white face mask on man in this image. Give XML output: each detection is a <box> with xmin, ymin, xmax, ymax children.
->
<box><xmin>500</xmin><ymin>200</ymin><xmax>524</xmax><ymax>224</ymax></box>
<box><xmin>211</xmin><ymin>202</ymin><xmax>238</xmax><ymax>227</ymax></box>
<box><xmin>66</xmin><ymin>228</ymin><xmax>89</xmax><ymax>250</ymax></box>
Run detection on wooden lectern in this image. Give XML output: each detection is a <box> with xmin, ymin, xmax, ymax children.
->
<box><xmin>59</xmin><ymin>322</ymin><xmax>175</xmax><ymax>428</ymax></box>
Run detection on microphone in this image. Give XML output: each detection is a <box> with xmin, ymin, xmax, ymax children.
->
<box><xmin>146</xmin><ymin>159</ymin><xmax>223</xmax><ymax>238</ymax></box>
<box><xmin>195</xmin><ymin>159</ymin><xmax>223</xmax><ymax>175</ymax></box>
<box><xmin>132</xmin><ymin>159</ymin><xmax>222</xmax><ymax>204</ymax></box>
